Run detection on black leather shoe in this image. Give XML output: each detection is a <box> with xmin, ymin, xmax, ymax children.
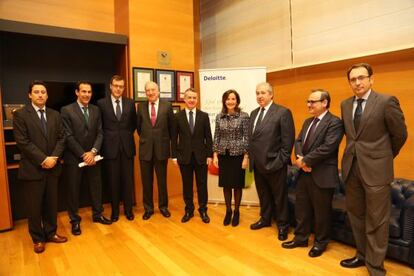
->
<box><xmin>200</xmin><ymin>212</ymin><xmax>210</xmax><ymax>224</ymax></box>
<box><xmin>278</xmin><ymin>228</ymin><xmax>289</xmax><ymax>241</ymax></box>
<box><xmin>308</xmin><ymin>246</ymin><xmax>325</xmax><ymax>257</ymax></box>
<box><xmin>111</xmin><ymin>215</ymin><xmax>119</xmax><ymax>222</ymax></box>
<box><xmin>142</xmin><ymin>211</ymin><xmax>154</xmax><ymax>220</ymax></box>
<box><xmin>250</xmin><ymin>219</ymin><xmax>270</xmax><ymax>230</ymax></box>
<box><xmin>282</xmin><ymin>239</ymin><xmax>308</xmax><ymax>249</ymax></box>
<box><xmin>125</xmin><ymin>212</ymin><xmax>135</xmax><ymax>221</ymax></box>
<box><xmin>71</xmin><ymin>222</ymin><xmax>81</xmax><ymax>236</ymax></box>
<box><xmin>232</xmin><ymin>211</ymin><xmax>240</xmax><ymax>227</ymax></box>
<box><xmin>93</xmin><ymin>215</ymin><xmax>112</xmax><ymax>225</ymax></box>
<box><xmin>340</xmin><ymin>257</ymin><xmax>365</xmax><ymax>268</ymax></box>
<box><xmin>160</xmin><ymin>208</ymin><xmax>171</xmax><ymax>218</ymax></box>
<box><xmin>181</xmin><ymin>212</ymin><xmax>194</xmax><ymax>223</ymax></box>
<box><xmin>223</xmin><ymin>210</ymin><xmax>232</xmax><ymax>226</ymax></box>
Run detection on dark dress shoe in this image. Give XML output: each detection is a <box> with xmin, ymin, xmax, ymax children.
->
<box><xmin>232</xmin><ymin>211</ymin><xmax>240</xmax><ymax>226</ymax></box>
<box><xmin>142</xmin><ymin>211</ymin><xmax>154</xmax><ymax>220</ymax></box>
<box><xmin>71</xmin><ymin>223</ymin><xmax>81</xmax><ymax>236</ymax></box>
<box><xmin>308</xmin><ymin>246</ymin><xmax>325</xmax><ymax>257</ymax></box>
<box><xmin>282</xmin><ymin>240</ymin><xmax>308</xmax><ymax>249</ymax></box>
<box><xmin>111</xmin><ymin>215</ymin><xmax>119</xmax><ymax>222</ymax></box>
<box><xmin>93</xmin><ymin>215</ymin><xmax>112</xmax><ymax>225</ymax></box>
<box><xmin>340</xmin><ymin>257</ymin><xmax>365</xmax><ymax>268</ymax></box>
<box><xmin>48</xmin><ymin>234</ymin><xmax>68</xmax><ymax>243</ymax></box>
<box><xmin>160</xmin><ymin>208</ymin><xmax>171</xmax><ymax>218</ymax></box>
<box><xmin>181</xmin><ymin>212</ymin><xmax>194</xmax><ymax>223</ymax></box>
<box><xmin>34</xmin><ymin>242</ymin><xmax>45</xmax><ymax>254</ymax></box>
<box><xmin>250</xmin><ymin>219</ymin><xmax>270</xmax><ymax>230</ymax></box>
<box><xmin>278</xmin><ymin>228</ymin><xmax>289</xmax><ymax>241</ymax></box>
<box><xmin>125</xmin><ymin>213</ymin><xmax>135</xmax><ymax>221</ymax></box>
<box><xmin>200</xmin><ymin>212</ymin><xmax>210</xmax><ymax>224</ymax></box>
<box><xmin>223</xmin><ymin>210</ymin><xmax>232</xmax><ymax>226</ymax></box>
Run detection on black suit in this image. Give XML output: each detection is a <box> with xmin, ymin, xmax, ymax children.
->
<box><xmin>61</xmin><ymin>102</ymin><xmax>104</xmax><ymax>223</ymax></box>
<box><xmin>136</xmin><ymin>100</ymin><xmax>176</xmax><ymax>212</ymax></box>
<box><xmin>97</xmin><ymin>96</ymin><xmax>136</xmax><ymax>217</ymax></box>
<box><xmin>172</xmin><ymin>109</ymin><xmax>213</xmax><ymax>213</ymax></box>
<box><xmin>13</xmin><ymin>104</ymin><xmax>65</xmax><ymax>242</ymax></box>
<box><xmin>249</xmin><ymin>103</ymin><xmax>295</xmax><ymax>229</ymax></box>
<box><xmin>293</xmin><ymin>111</ymin><xmax>344</xmax><ymax>247</ymax></box>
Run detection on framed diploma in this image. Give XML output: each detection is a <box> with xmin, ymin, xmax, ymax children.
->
<box><xmin>176</xmin><ymin>71</ymin><xmax>194</xmax><ymax>102</ymax></box>
<box><xmin>155</xmin><ymin>70</ymin><xmax>175</xmax><ymax>101</ymax></box>
<box><xmin>133</xmin><ymin>67</ymin><xmax>154</xmax><ymax>101</ymax></box>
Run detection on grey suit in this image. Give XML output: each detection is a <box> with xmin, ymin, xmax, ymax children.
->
<box><xmin>341</xmin><ymin>90</ymin><xmax>407</xmax><ymax>275</ymax></box>
<box><xmin>61</xmin><ymin>102</ymin><xmax>104</xmax><ymax>223</ymax></box>
<box><xmin>13</xmin><ymin>105</ymin><xmax>65</xmax><ymax>242</ymax></box>
<box><xmin>136</xmin><ymin>100</ymin><xmax>176</xmax><ymax>212</ymax></box>
<box><xmin>249</xmin><ymin>103</ymin><xmax>295</xmax><ymax>229</ymax></box>
<box><xmin>293</xmin><ymin>111</ymin><xmax>344</xmax><ymax>247</ymax></box>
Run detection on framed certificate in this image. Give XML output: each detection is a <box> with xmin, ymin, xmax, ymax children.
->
<box><xmin>155</xmin><ymin>70</ymin><xmax>175</xmax><ymax>101</ymax></box>
<box><xmin>176</xmin><ymin>71</ymin><xmax>194</xmax><ymax>102</ymax></box>
<box><xmin>133</xmin><ymin>67</ymin><xmax>154</xmax><ymax>101</ymax></box>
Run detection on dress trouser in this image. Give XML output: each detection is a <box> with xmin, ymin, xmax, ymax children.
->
<box><xmin>140</xmin><ymin>158</ymin><xmax>168</xmax><ymax>212</ymax></box>
<box><xmin>178</xmin><ymin>153</ymin><xmax>208</xmax><ymax>213</ymax></box>
<box><xmin>346</xmin><ymin>159</ymin><xmax>390</xmax><ymax>276</ymax></box>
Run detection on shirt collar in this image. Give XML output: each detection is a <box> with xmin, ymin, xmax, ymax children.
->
<box><xmin>77</xmin><ymin>100</ymin><xmax>88</xmax><ymax>109</ymax></box>
<box><xmin>355</xmin><ymin>89</ymin><xmax>371</xmax><ymax>101</ymax></box>
<box><xmin>316</xmin><ymin>110</ymin><xmax>328</xmax><ymax>121</ymax></box>
<box><xmin>32</xmin><ymin>103</ymin><xmax>46</xmax><ymax>112</ymax></box>
<box><xmin>111</xmin><ymin>94</ymin><xmax>122</xmax><ymax>103</ymax></box>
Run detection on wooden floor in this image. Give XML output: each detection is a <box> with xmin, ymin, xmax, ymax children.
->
<box><xmin>0</xmin><ymin>197</ymin><xmax>412</xmax><ymax>275</ymax></box>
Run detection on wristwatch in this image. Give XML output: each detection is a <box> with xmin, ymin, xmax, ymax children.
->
<box><xmin>91</xmin><ymin>148</ymin><xmax>98</xmax><ymax>155</ymax></box>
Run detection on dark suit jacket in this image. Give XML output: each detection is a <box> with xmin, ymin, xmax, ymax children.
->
<box><xmin>13</xmin><ymin>105</ymin><xmax>65</xmax><ymax>180</ymax></box>
<box><xmin>249</xmin><ymin>103</ymin><xmax>295</xmax><ymax>173</ymax></box>
<box><xmin>295</xmin><ymin>111</ymin><xmax>344</xmax><ymax>188</ymax></box>
<box><xmin>136</xmin><ymin>100</ymin><xmax>176</xmax><ymax>161</ymax></box>
<box><xmin>61</xmin><ymin>102</ymin><xmax>103</xmax><ymax>165</ymax></box>
<box><xmin>341</xmin><ymin>90</ymin><xmax>407</xmax><ymax>185</ymax></box>
<box><xmin>172</xmin><ymin>109</ymin><xmax>213</xmax><ymax>165</ymax></box>
<box><xmin>97</xmin><ymin>96</ymin><xmax>136</xmax><ymax>159</ymax></box>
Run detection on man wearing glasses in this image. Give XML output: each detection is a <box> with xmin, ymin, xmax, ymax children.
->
<box><xmin>340</xmin><ymin>63</ymin><xmax>407</xmax><ymax>275</ymax></box>
<box><xmin>282</xmin><ymin>89</ymin><xmax>343</xmax><ymax>258</ymax></box>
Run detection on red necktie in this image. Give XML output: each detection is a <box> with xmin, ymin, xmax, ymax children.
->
<box><xmin>150</xmin><ymin>103</ymin><xmax>156</xmax><ymax>127</ymax></box>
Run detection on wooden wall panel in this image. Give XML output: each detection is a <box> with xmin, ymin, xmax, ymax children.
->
<box><xmin>0</xmin><ymin>0</ymin><xmax>115</xmax><ymax>33</ymax></box>
<box><xmin>268</xmin><ymin>48</ymin><xmax>414</xmax><ymax>179</ymax></box>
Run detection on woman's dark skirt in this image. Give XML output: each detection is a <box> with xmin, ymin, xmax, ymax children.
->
<box><xmin>218</xmin><ymin>153</ymin><xmax>245</xmax><ymax>188</ymax></box>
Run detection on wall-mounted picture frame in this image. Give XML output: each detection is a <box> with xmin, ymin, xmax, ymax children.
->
<box><xmin>155</xmin><ymin>70</ymin><xmax>175</xmax><ymax>101</ymax></box>
<box><xmin>176</xmin><ymin>71</ymin><xmax>194</xmax><ymax>102</ymax></box>
<box><xmin>172</xmin><ymin>105</ymin><xmax>181</xmax><ymax>114</ymax></box>
<box><xmin>133</xmin><ymin>67</ymin><xmax>154</xmax><ymax>101</ymax></box>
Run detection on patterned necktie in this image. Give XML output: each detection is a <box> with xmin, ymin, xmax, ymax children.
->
<box><xmin>254</xmin><ymin>107</ymin><xmax>265</xmax><ymax>132</ymax></box>
<box><xmin>354</xmin><ymin>98</ymin><xmax>364</xmax><ymax>132</ymax></box>
<box><xmin>302</xmin><ymin>117</ymin><xmax>320</xmax><ymax>154</ymax></box>
<box><xmin>150</xmin><ymin>102</ymin><xmax>156</xmax><ymax>127</ymax></box>
<box><xmin>39</xmin><ymin>109</ymin><xmax>47</xmax><ymax>134</ymax></box>
<box><xmin>115</xmin><ymin>99</ymin><xmax>122</xmax><ymax>120</ymax></box>
<box><xmin>189</xmin><ymin>110</ymin><xmax>194</xmax><ymax>134</ymax></box>
<box><xmin>82</xmin><ymin>106</ymin><xmax>89</xmax><ymax>124</ymax></box>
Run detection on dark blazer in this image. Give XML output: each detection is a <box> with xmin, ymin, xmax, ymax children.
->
<box><xmin>249</xmin><ymin>103</ymin><xmax>295</xmax><ymax>173</ymax></box>
<box><xmin>295</xmin><ymin>111</ymin><xmax>344</xmax><ymax>188</ymax></box>
<box><xmin>13</xmin><ymin>105</ymin><xmax>65</xmax><ymax>180</ymax></box>
<box><xmin>172</xmin><ymin>109</ymin><xmax>213</xmax><ymax>165</ymax></box>
<box><xmin>341</xmin><ymin>91</ymin><xmax>407</xmax><ymax>185</ymax></box>
<box><xmin>61</xmin><ymin>102</ymin><xmax>103</xmax><ymax>165</ymax></box>
<box><xmin>97</xmin><ymin>96</ymin><xmax>136</xmax><ymax>159</ymax></box>
<box><xmin>136</xmin><ymin>100</ymin><xmax>176</xmax><ymax>161</ymax></box>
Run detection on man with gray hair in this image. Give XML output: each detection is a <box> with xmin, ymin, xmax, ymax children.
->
<box><xmin>136</xmin><ymin>81</ymin><xmax>176</xmax><ymax>220</ymax></box>
<box><xmin>248</xmin><ymin>82</ymin><xmax>295</xmax><ymax>241</ymax></box>
<box><xmin>282</xmin><ymin>89</ymin><xmax>343</xmax><ymax>257</ymax></box>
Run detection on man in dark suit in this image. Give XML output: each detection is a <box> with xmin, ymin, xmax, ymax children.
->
<box><xmin>13</xmin><ymin>81</ymin><xmax>67</xmax><ymax>253</ymax></box>
<box><xmin>61</xmin><ymin>81</ymin><xmax>111</xmax><ymax>236</ymax></box>
<box><xmin>136</xmin><ymin>81</ymin><xmax>176</xmax><ymax>220</ymax></box>
<box><xmin>172</xmin><ymin>88</ymin><xmax>213</xmax><ymax>223</ymax></box>
<box><xmin>281</xmin><ymin>89</ymin><xmax>344</xmax><ymax>257</ymax></box>
<box><xmin>339</xmin><ymin>63</ymin><xmax>407</xmax><ymax>275</ymax></box>
<box><xmin>97</xmin><ymin>75</ymin><xmax>136</xmax><ymax>222</ymax></box>
<box><xmin>249</xmin><ymin>82</ymin><xmax>295</xmax><ymax>241</ymax></box>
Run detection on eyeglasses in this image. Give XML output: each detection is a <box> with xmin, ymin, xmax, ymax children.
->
<box><xmin>349</xmin><ymin>75</ymin><xmax>369</xmax><ymax>84</ymax></box>
<box><xmin>306</xmin><ymin>100</ymin><xmax>322</xmax><ymax>104</ymax></box>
